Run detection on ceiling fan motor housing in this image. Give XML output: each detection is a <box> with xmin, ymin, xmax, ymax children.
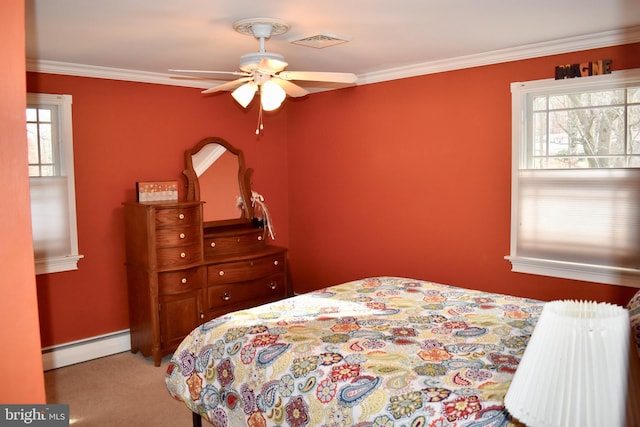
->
<box><xmin>239</xmin><ymin>52</ymin><xmax>286</xmax><ymax>73</ymax></box>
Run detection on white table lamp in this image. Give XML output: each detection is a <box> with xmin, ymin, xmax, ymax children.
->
<box><xmin>505</xmin><ymin>300</ymin><xmax>630</xmax><ymax>427</ymax></box>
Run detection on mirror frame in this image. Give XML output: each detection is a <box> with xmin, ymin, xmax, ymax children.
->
<box><xmin>183</xmin><ymin>136</ymin><xmax>254</xmax><ymax>226</ymax></box>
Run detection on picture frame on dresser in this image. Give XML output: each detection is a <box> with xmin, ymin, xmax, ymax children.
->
<box><xmin>136</xmin><ymin>180</ymin><xmax>179</xmax><ymax>202</ymax></box>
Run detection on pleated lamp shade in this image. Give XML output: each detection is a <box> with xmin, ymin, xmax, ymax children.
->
<box><xmin>505</xmin><ymin>300</ymin><xmax>630</xmax><ymax>427</ymax></box>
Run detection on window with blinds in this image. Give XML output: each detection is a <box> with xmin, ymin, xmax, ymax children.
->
<box><xmin>506</xmin><ymin>69</ymin><xmax>640</xmax><ymax>288</ymax></box>
<box><xmin>27</xmin><ymin>93</ymin><xmax>83</xmax><ymax>274</ymax></box>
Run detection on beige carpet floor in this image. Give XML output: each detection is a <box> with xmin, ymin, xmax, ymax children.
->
<box><xmin>44</xmin><ymin>351</ymin><xmax>195</xmax><ymax>426</ymax></box>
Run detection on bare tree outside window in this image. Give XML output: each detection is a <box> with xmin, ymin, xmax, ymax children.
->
<box><xmin>531</xmin><ymin>87</ymin><xmax>640</xmax><ymax>169</ymax></box>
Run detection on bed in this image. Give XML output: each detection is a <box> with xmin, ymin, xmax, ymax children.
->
<box><xmin>165</xmin><ymin>276</ymin><xmax>545</xmax><ymax>427</ymax></box>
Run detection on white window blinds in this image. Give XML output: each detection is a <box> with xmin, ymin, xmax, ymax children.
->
<box><xmin>516</xmin><ymin>169</ymin><xmax>640</xmax><ymax>268</ymax></box>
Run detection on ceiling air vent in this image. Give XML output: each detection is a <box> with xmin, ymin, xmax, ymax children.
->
<box><xmin>289</xmin><ymin>32</ymin><xmax>351</xmax><ymax>49</ymax></box>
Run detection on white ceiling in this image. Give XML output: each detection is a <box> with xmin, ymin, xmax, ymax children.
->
<box><xmin>25</xmin><ymin>0</ymin><xmax>640</xmax><ymax>89</ymax></box>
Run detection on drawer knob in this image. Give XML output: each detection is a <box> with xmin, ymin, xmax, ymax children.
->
<box><xmin>219</xmin><ymin>271</ymin><xmax>225</xmax><ymax>276</ymax></box>
<box><xmin>178</xmin><ymin>213</ymin><xmax>185</xmax><ymax>220</ymax></box>
<box><xmin>258</xmin><ymin>236</ymin><xmax>263</xmax><ymax>241</ymax></box>
<box><xmin>236</xmin><ymin>238</ymin><xmax>241</xmax><ymax>243</ymax></box>
<box><xmin>221</xmin><ymin>292</ymin><xmax>231</xmax><ymax>301</ymax></box>
<box><xmin>181</xmin><ymin>277</ymin><xmax>187</xmax><ymax>284</ymax></box>
<box><xmin>250</xmin><ymin>261</ymin><xmax>254</xmax><ymax>267</ymax></box>
<box><xmin>179</xmin><ymin>233</ymin><xmax>186</xmax><ymax>239</ymax></box>
<box><xmin>273</xmin><ymin>260</ymin><xmax>279</xmax><ymax>266</ymax></box>
<box><xmin>200</xmin><ymin>311</ymin><xmax>204</xmax><ymax>319</ymax></box>
<box><xmin>210</xmin><ymin>242</ymin><xmax>216</xmax><ymax>248</ymax></box>
<box><xmin>269</xmin><ymin>281</ymin><xmax>277</xmax><ymax>290</ymax></box>
<box><xmin>180</xmin><ymin>252</ymin><xmax>186</xmax><ymax>258</ymax></box>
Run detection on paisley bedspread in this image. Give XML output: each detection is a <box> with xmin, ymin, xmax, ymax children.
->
<box><xmin>165</xmin><ymin>277</ymin><xmax>543</xmax><ymax>427</ymax></box>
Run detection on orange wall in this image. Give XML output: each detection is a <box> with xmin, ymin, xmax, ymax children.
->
<box><xmin>27</xmin><ymin>43</ymin><xmax>640</xmax><ymax>349</ymax></box>
<box><xmin>0</xmin><ymin>0</ymin><xmax>46</xmax><ymax>403</ymax></box>
<box><xmin>26</xmin><ymin>73</ymin><xmax>290</xmax><ymax>347</ymax></box>
<box><xmin>286</xmin><ymin>43</ymin><xmax>640</xmax><ymax>305</ymax></box>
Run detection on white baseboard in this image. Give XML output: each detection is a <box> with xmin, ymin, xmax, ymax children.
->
<box><xmin>41</xmin><ymin>329</ymin><xmax>131</xmax><ymax>371</ymax></box>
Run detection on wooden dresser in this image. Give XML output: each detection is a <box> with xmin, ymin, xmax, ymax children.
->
<box><xmin>124</xmin><ymin>200</ymin><xmax>288</xmax><ymax>366</ymax></box>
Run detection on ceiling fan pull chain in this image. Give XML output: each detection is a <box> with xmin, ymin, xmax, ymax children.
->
<box><xmin>255</xmin><ymin>103</ymin><xmax>264</xmax><ymax>135</ymax></box>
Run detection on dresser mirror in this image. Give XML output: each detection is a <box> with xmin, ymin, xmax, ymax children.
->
<box><xmin>183</xmin><ymin>137</ymin><xmax>254</xmax><ymax>226</ymax></box>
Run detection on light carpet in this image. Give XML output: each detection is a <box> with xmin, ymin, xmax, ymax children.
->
<box><xmin>44</xmin><ymin>351</ymin><xmax>194</xmax><ymax>426</ymax></box>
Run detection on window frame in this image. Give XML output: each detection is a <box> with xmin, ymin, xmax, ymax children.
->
<box><xmin>506</xmin><ymin>69</ymin><xmax>640</xmax><ymax>288</ymax></box>
<box><xmin>27</xmin><ymin>93</ymin><xmax>83</xmax><ymax>274</ymax></box>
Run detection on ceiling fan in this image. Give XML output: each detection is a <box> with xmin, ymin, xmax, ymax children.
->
<box><xmin>170</xmin><ymin>18</ymin><xmax>357</xmax><ymax>132</ymax></box>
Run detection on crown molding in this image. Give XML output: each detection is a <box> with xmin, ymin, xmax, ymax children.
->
<box><xmin>357</xmin><ymin>26</ymin><xmax>640</xmax><ymax>85</ymax></box>
<box><xmin>26</xmin><ymin>26</ymin><xmax>640</xmax><ymax>89</ymax></box>
<box><xmin>25</xmin><ymin>59</ymin><xmax>217</xmax><ymax>89</ymax></box>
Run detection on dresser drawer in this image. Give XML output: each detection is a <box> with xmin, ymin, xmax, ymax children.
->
<box><xmin>155</xmin><ymin>205</ymin><xmax>201</xmax><ymax>228</ymax></box>
<box><xmin>206</xmin><ymin>274</ymin><xmax>286</xmax><ymax>311</ymax></box>
<box><xmin>158</xmin><ymin>267</ymin><xmax>204</xmax><ymax>295</ymax></box>
<box><xmin>204</xmin><ymin>228</ymin><xmax>266</xmax><ymax>257</ymax></box>
<box><xmin>157</xmin><ymin>243</ymin><xmax>202</xmax><ymax>269</ymax></box>
<box><xmin>156</xmin><ymin>224</ymin><xmax>201</xmax><ymax>247</ymax></box>
<box><xmin>207</xmin><ymin>253</ymin><xmax>285</xmax><ymax>285</ymax></box>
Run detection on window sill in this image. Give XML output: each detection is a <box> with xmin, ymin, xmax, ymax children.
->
<box><xmin>505</xmin><ymin>256</ymin><xmax>640</xmax><ymax>289</ymax></box>
<box><xmin>35</xmin><ymin>254</ymin><xmax>84</xmax><ymax>275</ymax></box>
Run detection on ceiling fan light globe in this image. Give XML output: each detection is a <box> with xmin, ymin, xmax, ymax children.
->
<box><xmin>261</xmin><ymin>80</ymin><xmax>286</xmax><ymax>111</ymax></box>
<box><xmin>231</xmin><ymin>82</ymin><xmax>257</xmax><ymax>108</ymax></box>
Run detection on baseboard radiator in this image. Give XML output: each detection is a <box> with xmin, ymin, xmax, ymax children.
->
<box><xmin>41</xmin><ymin>329</ymin><xmax>131</xmax><ymax>371</ymax></box>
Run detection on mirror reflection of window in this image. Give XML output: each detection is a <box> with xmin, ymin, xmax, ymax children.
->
<box><xmin>197</xmin><ymin>149</ymin><xmax>243</xmax><ymax>221</ymax></box>
<box><xmin>192</xmin><ymin>144</ymin><xmax>226</xmax><ymax>177</ymax></box>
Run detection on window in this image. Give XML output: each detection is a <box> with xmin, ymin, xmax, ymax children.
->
<box><xmin>27</xmin><ymin>93</ymin><xmax>83</xmax><ymax>274</ymax></box>
<box><xmin>506</xmin><ymin>69</ymin><xmax>640</xmax><ymax>288</ymax></box>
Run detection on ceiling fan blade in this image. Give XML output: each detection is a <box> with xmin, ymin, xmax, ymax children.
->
<box><xmin>201</xmin><ymin>77</ymin><xmax>253</xmax><ymax>94</ymax></box>
<box><xmin>169</xmin><ymin>69</ymin><xmax>250</xmax><ymax>77</ymax></box>
<box><xmin>258</xmin><ymin>58</ymin><xmax>288</xmax><ymax>74</ymax></box>
<box><xmin>277</xmin><ymin>71</ymin><xmax>357</xmax><ymax>84</ymax></box>
<box><xmin>272</xmin><ymin>78</ymin><xmax>309</xmax><ymax>98</ymax></box>
<box><xmin>169</xmin><ymin>75</ymin><xmax>236</xmax><ymax>83</ymax></box>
